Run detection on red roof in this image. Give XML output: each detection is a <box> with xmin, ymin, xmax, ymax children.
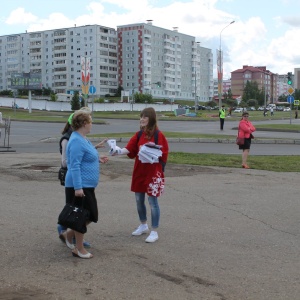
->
<box><xmin>231</xmin><ymin>65</ymin><xmax>274</xmax><ymax>75</ymax></box>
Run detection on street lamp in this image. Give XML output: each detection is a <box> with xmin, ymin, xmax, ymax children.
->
<box><xmin>218</xmin><ymin>20</ymin><xmax>235</xmax><ymax>108</ymax></box>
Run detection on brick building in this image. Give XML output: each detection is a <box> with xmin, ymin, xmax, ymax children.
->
<box><xmin>231</xmin><ymin>65</ymin><xmax>278</xmax><ymax>103</ymax></box>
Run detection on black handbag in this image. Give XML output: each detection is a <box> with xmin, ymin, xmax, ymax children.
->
<box><xmin>58</xmin><ymin>167</ymin><xmax>67</xmax><ymax>186</ymax></box>
<box><xmin>58</xmin><ymin>196</ymin><xmax>90</xmax><ymax>233</ymax></box>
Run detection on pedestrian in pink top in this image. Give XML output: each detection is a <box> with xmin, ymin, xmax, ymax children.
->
<box><xmin>237</xmin><ymin>111</ymin><xmax>256</xmax><ymax>169</ymax></box>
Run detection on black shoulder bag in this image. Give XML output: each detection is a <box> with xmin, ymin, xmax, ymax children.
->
<box><xmin>58</xmin><ymin>167</ymin><xmax>67</xmax><ymax>186</ymax></box>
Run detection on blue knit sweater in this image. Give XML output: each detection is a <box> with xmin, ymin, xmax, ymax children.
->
<box><xmin>65</xmin><ymin>131</ymin><xmax>99</xmax><ymax>189</ymax></box>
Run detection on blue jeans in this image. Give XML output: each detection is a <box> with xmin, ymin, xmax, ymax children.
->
<box><xmin>135</xmin><ymin>193</ymin><xmax>160</xmax><ymax>228</ymax></box>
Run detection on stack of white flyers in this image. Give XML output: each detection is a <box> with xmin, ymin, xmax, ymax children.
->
<box><xmin>107</xmin><ymin>139</ymin><xmax>116</xmax><ymax>154</ymax></box>
<box><xmin>138</xmin><ymin>143</ymin><xmax>162</xmax><ymax>164</ymax></box>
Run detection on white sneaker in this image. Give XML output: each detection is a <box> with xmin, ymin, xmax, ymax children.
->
<box><xmin>145</xmin><ymin>231</ymin><xmax>159</xmax><ymax>243</ymax></box>
<box><xmin>132</xmin><ymin>224</ymin><xmax>149</xmax><ymax>236</ymax></box>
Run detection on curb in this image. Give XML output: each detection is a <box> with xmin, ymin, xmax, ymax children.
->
<box><xmin>41</xmin><ymin>137</ymin><xmax>300</xmax><ymax>145</ymax></box>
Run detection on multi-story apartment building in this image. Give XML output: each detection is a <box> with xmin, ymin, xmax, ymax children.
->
<box><xmin>231</xmin><ymin>65</ymin><xmax>278</xmax><ymax>103</ymax></box>
<box><xmin>0</xmin><ymin>23</ymin><xmax>213</xmax><ymax>101</ymax></box>
<box><xmin>293</xmin><ymin>68</ymin><xmax>299</xmax><ymax>90</ymax></box>
<box><xmin>277</xmin><ymin>74</ymin><xmax>290</xmax><ymax>97</ymax></box>
<box><xmin>213</xmin><ymin>78</ymin><xmax>232</xmax><ymax>98</ymax></box>
<box><xmin>0</xmin><ymin>25</ymin><xmax>118</xmax><ymax>96</ymax></box>
<box><xmin>117</xmin><ymin>21</ymin><xmax>213</xmax><ymax>102</ymax></box>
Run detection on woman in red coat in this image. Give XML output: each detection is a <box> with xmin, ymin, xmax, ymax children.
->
<box><xmin>112</xmin><ymin>107</ymin><xmax>169</xmax><ymax>243</ymax></box>
<box><xmin>237</xmin><ymin>111</ymin><xmax>256</xmax><ymax>169</ymax></box>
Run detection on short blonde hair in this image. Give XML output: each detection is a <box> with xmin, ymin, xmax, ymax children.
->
<box><xmin>72</xmin><ymin>111</ymin><xmax>92</xmax><ymax>130</ymax></box>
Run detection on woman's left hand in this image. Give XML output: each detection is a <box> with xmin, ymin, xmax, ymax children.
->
<box><xmin>99</xmin><ymin>156</ymin><xmax>109</xmax><ymax>163</ymax></box>
<box><xmin>95</xmin><ymin>138</ymin><xmax>108</xmax><ymax>149</ymax></box>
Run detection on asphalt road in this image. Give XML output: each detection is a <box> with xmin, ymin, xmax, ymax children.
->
<box><xmin>2</xmin><ymin>118</ymin><xmax>300</xmax><ymax>155</ymax></box>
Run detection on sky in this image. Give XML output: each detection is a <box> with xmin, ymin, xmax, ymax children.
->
<box><xmin>1</xmin><ymin>0</ymin><xmax>300</xmax><ymax>79</ymax></box>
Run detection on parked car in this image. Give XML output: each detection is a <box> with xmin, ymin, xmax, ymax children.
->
<box><xmin>195</xmin><ymin>105</ymin><xmax>206</xmax><ymax>110</ymax></box>
<box><xmin>283</xmin><ymin>107</ymin><xmax>291</xmax><ymax>112</ymax></box>
<box><xmin>234</xmin><ymin>107</ymin><xmax>243</xmax><ymax>113</ymax></box>
<box><xmin>257</xmin><ymin>106</ymin><xmax>264</xmax><ymax>111</ymax></box>
<box><xmin>248</xmin><ymin>107</ymin><xmax>256</xmax><ymax>111</ymax></box>
<box><xmin>276</xmin><ymin>106</ymin><xmax>284</xmax><ymax>111</ymax></box>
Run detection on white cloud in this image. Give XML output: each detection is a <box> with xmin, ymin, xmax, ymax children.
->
<box><xmin>6</xmin><ymin>7</ymin><xmax>38</xmax><ymax>25</ymax></box>
<box><xmin>3</xmin><ymin>0</ymin><xmax>300</xmax><ymax>78</ymax></box>
<box><xmin>27</xmin><ymin>13</ymin><xmax>74</xmax><ymax>32</ymax></box>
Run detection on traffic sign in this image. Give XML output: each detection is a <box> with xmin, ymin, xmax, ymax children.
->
<box><xmin>89</xmin><ymin>85</ymin><xmax>96</xmax><ymax>94</ymax></box>
<box><xmin>287</xmin><ymin>87</ymin><xmax>294</xmax><ymax>95</ymax></box>
<box><xmin>294</xmin><ymin>100</ymin><xmax>299</xmax><ymax>106</ymax></box>
<box><xmin>287</xmin><ymin>95</ymin><xmax>294</xmax><ymax>103</ymax></box>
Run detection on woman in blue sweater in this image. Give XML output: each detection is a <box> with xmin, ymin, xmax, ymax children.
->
<box><xmin>62</xmin><ymin>109</ymin><xmax>108</xmax><ymax>259</ymax></box>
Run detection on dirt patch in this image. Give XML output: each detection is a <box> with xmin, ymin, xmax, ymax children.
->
<box><xmin>0</xmin><ymin>287</ymin><xmax>54</xmax><ymax>300</ymax></box>
<box><xmin>0</xmin><ymin>158</ymin><xmax>225</xmax><ymax>182</ymax></box>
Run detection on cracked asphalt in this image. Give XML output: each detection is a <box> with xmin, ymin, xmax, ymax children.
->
<box><xmin>0</xmin><ymin>151</ymin><xmax>299</xmax><ymax>300</ymax></box>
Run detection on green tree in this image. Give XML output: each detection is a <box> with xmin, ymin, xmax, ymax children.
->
<box><xmin>242</xmin><ymin>80</ymin><xmax>260</xmax><ymax>102</ymax></box>
<box><xmin>294</xmin><ymin>89</ymin><xmax>300</xmax><ymax>100</ymax></box>
<box><xmin>71</xmin><ymin>92</ymin><xmax>81</xmax><ymax>110</ymax></box>
<box><xmin>207</xmin><ymin>100</ymin><xmax>217</xmax><ymax>108</ymax></box>
<box><xmin>222</xmin><ymin>92</ymin><xmax>228</xmax><ymax>102</ymax></box>
<box><xmin>227</xmin><ymin>88</ymin><xmax>233</xmax><ymax>100</ymax></box>
<box><xmin>0</xmin><ymin>90</ymin><xmax>13</xmax><ymax>96</ymax></box>
<box><xmin>50</xmin><ymin>93</ymin><xmax>57</xmax><ymax>102</ymax></box>
<box><xmin>226</xmin><ymin>98</ymin><xmax>238</xmax><ymax>107</ymax></box>
<box><xmin>257</xmin><ymin>87</ymin><xmax>265</xmax><ymax>106</ymax></box>
<box><xmin>133</xmin><ymin>92</ymin><xmax>153</xmax><ymax>103</ymax></box>
<box><xmin>247</xmin><ymin>99</ymin><xmax>258</xmax><ymax>107</ymax></box>
<box><xmin>278</xmin><ymin>94</ymin><xmax>286</xmax><ymax>102</ymax></box>
<box><xmin>115</xmin><ymin>85</ymin><xmax>124</xmax><ymax>97</ymax></box>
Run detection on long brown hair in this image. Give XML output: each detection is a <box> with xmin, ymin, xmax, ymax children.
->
<box><xmin>140</xmin><ymin>107</ymin><xmax>158</xmax><ymax>138</ymax></box>
<box><xmin>61</xmin><ymin>122</ymin><xmax>72</xmax><ymax>134</ymax></box>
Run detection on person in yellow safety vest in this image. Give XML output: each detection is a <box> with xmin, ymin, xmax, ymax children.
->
<box><xmin>219</xmin><ymin>105</ymin><xmax>226</xmax><ymax>130</ymax></box>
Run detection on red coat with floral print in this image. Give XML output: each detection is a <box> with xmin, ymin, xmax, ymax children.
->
<box><xmin>125</xmin><ymin>130</ymin><xmax>169</xmax><ymax>197</ymax></box>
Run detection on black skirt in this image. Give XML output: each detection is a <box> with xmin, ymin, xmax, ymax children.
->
<box><xmin>239</xmin><ymin>137</ymin><xmax>252</xmax><ymax>150</ymax></box>
<box><xmin>65</xmin><ymin>187</ymin><xmax>98</xmax><ymax>223</ymax></box>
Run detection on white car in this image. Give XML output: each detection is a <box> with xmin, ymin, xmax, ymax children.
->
<box><xmin>234</xmin><ymin>107</ymin><xmax>243</xmax><ymax>113</ymax></box>
<box><xmin>283</xmin><ymin>107</ymin><xmax>291</xmax><ymax>112</ymax></box>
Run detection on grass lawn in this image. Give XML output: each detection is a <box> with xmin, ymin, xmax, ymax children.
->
<box><xmin>168</xmin><ymin>153</ymin><xmax>300</xmax><ymax>172</ymax></box>
<box><xmin>1</xmin><ymin>107</ymin><xmax>299</xmax><ymax>172</ymax></box>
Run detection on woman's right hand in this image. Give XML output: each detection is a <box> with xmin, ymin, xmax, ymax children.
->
<box><xmin>75</xmin><ymin>189</ymin><xmax>85</xmax><ymax>197</ymax></box>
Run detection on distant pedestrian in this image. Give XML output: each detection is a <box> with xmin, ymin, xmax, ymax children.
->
<box><xmin>295</xmin><ymin>108</ymin><xmax>298</xmax><ymax>119</ymax></box>
<box><xmin>237</xmin><ymin>111</ymin><xmax>256</xmax><ymax>169</ymax></box>
<box><xmin>228</xmin><ymin>107</ymin><xmax>232</xmax><ymax>116</ymax></box>
<box><xmin>263</xmin><ymin>107</ymin><xmax>268</xmax><ymax>117</ymax></box>
<box><xmin>219</xmin><ymin>105</ymin><xmax>226</xmax><ymax>130</ymax></box>
<box><xmin>270</xmin><ymin>107</ymin><xmax>274</xmax><ymax>116</ymax></box>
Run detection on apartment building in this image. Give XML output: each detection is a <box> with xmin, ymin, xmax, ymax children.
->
<box><xmin>117</xmin><ymin>21</ymin><xmax>213</xmax><ymax>102</ymax></box>
<box><xmin>0</xmin><ymin>25</ymin><xmax>118</xmax><ymax>96</ymax></box>
<box><xmin>213</xmin><ymin>78</ymin><xmax>232</xmax><ymax>98</ymax></box>
<box><xmin>0</xmin><ymin>23</ymin><xmax>213</xmax><ymax>101</ymax></box>
<box><xmin>293</xmin><ymin>68</ymin><xmax>300</xmax><ymax>90</ymax></box>
<box><xmin>277</xmin><ymin>74</ymin><xmax>290</xmax><ymax>97</ymax></box>
<box><xmin>231</xmin><ymin>65</ymin><xmax>278</xmax><ymax>103</ymax></box>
